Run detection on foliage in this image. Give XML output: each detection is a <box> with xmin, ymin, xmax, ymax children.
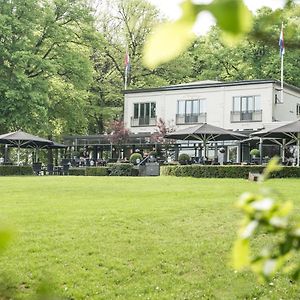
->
<box><xmin>178</xmin><ymin>153</ymin><xmax>191</xmax><ymax>165</ymax></box>
<box><xmin>233</xmin><ymin>157</ymin><xmax>300</xmax><ymax>282</ymax></box>
<box><xmin>88</xmin><ymin>0</ymin><xmax>195</xmax><ymax>133</ymax></box>
<box><xmin>250</xmin><ymin>149</ymin><xmax>260</xmax><ymax>157</ymax></box>
<box><xmin>151</xmin><ymin>118</ymin><xmax>175</xmax><ymax>144</ymax></box>
<box><xmin>161</xmin><ymin>164</ymin><xmax>300</xmax><ymax>178</ymax></box>
<box><xmin>107</xmin><ymin>163</ymin><xmax>135</xmax><ymax>176</ymax></box>
<box><xmin>0</xmin><ymin>0</ymin><xmax>97</xmax><ymax>136</ymax></box>
<box><xmin>143</xmin><ymin>0</ymin><xmax>253</xmax><ymax>68</ymax></box>
<box><xmin>2</xmin><ymin>177</ymin><xmax>300</xmax><ymax>298</ymax></box>
<box><xmin>107</xmin><ymin>120</ymin><xmax>130</xmax><ymax>145</ymax></box>
<box><xmin>68</xmin><ymin>168</ymin><xmax>86</xmax><ymax>176</ymax></box>
<box><xmin>189</xmin><ymin>6</ymin><xmax>300</xmax><ymax>87</ymax></box>
<box><xmin>85</xmin><ymin>167</ymin><xmax>108</xmax><ymax>176</ymax></box>
<box><xmin>0</xmin><ymin>165</ymin><xmax>33</xmax><ymax>176</ymax></box>
<box><xmin>129</xmin><ymin>153</ymin><xmax>142</xmax><ymax>165</ymax></box>
<box><xmin>143</xmin><ymin>0</ymin><xmax>297</xmax><ymax>75</ymax></box>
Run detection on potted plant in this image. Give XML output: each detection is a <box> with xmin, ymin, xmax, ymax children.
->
<box><xmin>129</xmin><ymin>153</ymin><xmax>143</xmax><ymax>165</ymax></box>
<box><xmin>178</xmin><ymin>153</ymin><xmax>190</xmax><ymax>165</ymax></box>
<box><xmin>250</xmin><ymin>148</ymin><xmax>260</xmax><ymax>158</ymax></box>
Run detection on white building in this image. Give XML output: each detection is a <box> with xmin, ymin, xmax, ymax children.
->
<box><xmin>124</xmin><ymin>79</ymin><xmax>300</xmax><ymax>133</ymax></box>
<box><xmin>123</xmin><ymin>80</ymin><xmax>300</xmax><ymax>162</ymax></box>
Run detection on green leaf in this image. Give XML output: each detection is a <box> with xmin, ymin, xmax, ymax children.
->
<box><xmin>232</xmin><ymin>239</ymin><xmax>250</xmax><ymax>270</ymax></box>
<box><xmin>143</xmin><ymin>20</ymin><xmax>195</xmax><ymax>69</ymax></box>
<box><xmin>262</xmin><ymin>156</ymin><xmax>282</xmax><ymax>179</ymax></box>
<box><xmin>208</xmin><ymin>0</ymin><xmax>253</xmax><ymax>34</ymax></box>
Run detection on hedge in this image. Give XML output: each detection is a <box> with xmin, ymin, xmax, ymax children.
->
<box><xmin>64</xmin><ymin>165</ymin><xmax>138</xmax><ymax>176</ymax></box>
<box><xmin>0</xmin><ymin>165</ymin><xmax>33</xmax><ymax>176</ymax></box>
<box><xmin>86</xmin><ymin>167</ymin><xmax>108</xmax><ymax>176</ymax></box>
<box><xmin>160</xmin><ymin>165</ymin><xmax>300</xmax><ymax>178</ymax></box>
<box><xmin>107</xmin><ymin>163</ymin><xmax>137</xmax><ymax>176</ymax></box>
<box><xmin>68</xmin><ymin>168</ymin><xmax>86</xmax><ymax>176</ymax></box>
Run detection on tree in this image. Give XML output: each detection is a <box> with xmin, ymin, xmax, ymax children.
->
<box><xmin>189</xmin><ymin>7</ymin><xmax>300</xmax><ymax>87</ymax></box>
<box><xmin>142</xmin><ymin>0</ymin><xmax>296</xmax><ymax>69</ymax></box>
<box><xmin>86</xmin><ymin>0</ymin><xmax>194</xmax><ymax>134</ymax></box>
<box><xmin>108</xmin><ymin>119</ymin><xmax>130</xmax><ymax>158</ymax></box>
<box><xmin>0</xmin><ymin>0</ymin><xmax>97</xmax><ymax>137</ymax></box>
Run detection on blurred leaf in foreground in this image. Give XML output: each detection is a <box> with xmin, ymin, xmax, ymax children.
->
<box><xmin>143</xmin><ymin>0</ymin><xmax>252</xmax><ymax>68</ymax></box>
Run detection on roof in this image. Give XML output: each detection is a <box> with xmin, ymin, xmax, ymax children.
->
<box><xmin>124</xmin><ymin>79</ymin><xmax>300</xmax><ymax>95</ymax></box>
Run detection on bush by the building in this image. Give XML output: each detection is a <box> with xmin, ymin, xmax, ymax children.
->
<box><xmin>178</xmin><ymin>153</ymin><xmax>191</xmax><ymax>165</ymax></box>
<box><xmin>86</xmin><ymin>167</ymin><xmax>108</xmax><ymax>176</ymax></box>
<box><xmin>68</xmin><ymin>168</ymin><xmax>86</xmax><ymax>176</ymax></box>
<box><xmin>129</xmin><ymin>153</ymin><xmax>143</xmax><ymax>165</ymax></box>
<box><xmin>160</xmin><ymin>165</ymin><xmax>300</xmax><ymax>178</ymax></box>
<box><xmin>107</xmin><ymin>163</ymin><xmax>136</xmax><ymax>176</ymax></box>
<box><xmin>0</xmin><ymin>165</ymin><xmax>33</xmax><ymax>176</ymax></box>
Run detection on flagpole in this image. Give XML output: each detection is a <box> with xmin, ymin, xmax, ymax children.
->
<box><xmin>279</xmin><ymin>22</ymin><xmax>284</xmax><ymax>103</ymax></box>
<box><xmin>124</xmin><ymin>47</ymin><xmax>130</xmax><ymax>90</ymax></box>
<box><xmin>281</xmin><ymin>51</ymin><xmax>284</xmax><ymax>102</ymax></box>
<box><xmin>124</xmin><ymin>67</ymin><xmax>128</xmax><ymax>90</ymax></box>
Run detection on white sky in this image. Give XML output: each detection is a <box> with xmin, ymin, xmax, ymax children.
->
<box><xmin>148</xmin><ymin>0</ymin><xmax>285</xmax><ymax>35</ymax></box>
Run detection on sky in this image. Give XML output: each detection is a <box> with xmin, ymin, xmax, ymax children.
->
<box><xmin>148</xmin><ymin>0</ymin><xmax>285</xmax><ymax>35</ymax></box>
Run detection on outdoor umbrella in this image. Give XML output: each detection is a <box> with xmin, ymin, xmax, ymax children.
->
<box><xmin>0</xmin><ymin>130</ymin><xmax>55</xmax><ymax>164</ymax></box>
<box><xmin>252</xmin><ymin>120</ymin><xmax>300</xmax><ymax>166</ymax></box>
<box><xmin>164</xmin><ymin>123</ymin><xmax>246</xmax><ymax>158</ymax></box>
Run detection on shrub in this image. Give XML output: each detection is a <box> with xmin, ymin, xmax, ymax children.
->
<box><xmin>129</xmin><ymin>153</ymin><xmax>142</xmax><ymax>165</ymax></box>
<box><xmin>149</xmin><ymin>151</ymin><xmax>158</xmax><ymax>157</ymax></box>
<box><xmin>250</xmin><ymin>149</ymin><xmax>260</xmax><ymax>157</ymax></box>
<box><xmin>178</xmin><ymin>153</ymin><xmax>190</xmax><ymax>165</ymax></box>
<box><xmin>160</xmin><ymin>165</ymin><xmax>300</xmax><ymax>178</ymax></box>
<box><xmin>68</xmin><ymin>168</ymin><xmax>86</xmax><ymax>176</ymax></box>
<box><xmin>107</xmin><ymin>163</ymin><xmax>135</xmax><ymax>176</ymax></box>
<box><xmin>0</xmin><ymin>165</ymin><xmax>33</xmax><ymax>176</ymax></box>
<box><xmin>86</xmin><ymin>167</ymin><xmax>108</xmax><ymax>176</ymax></box>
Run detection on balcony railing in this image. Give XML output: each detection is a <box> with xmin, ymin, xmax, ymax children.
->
<box><xmin>131</xmin><ymin>116</ymin><xmax>157</xmax><ymax>127</ymax></box>
<box><xmin>176</xmin><ymin>113</ymin><xmax>207</xmax><ymax>125</ymax></box>
<box><xmin>230</xmin><ymin>110</ymin><xmax>262</xmax><ymax>122</ymax></box>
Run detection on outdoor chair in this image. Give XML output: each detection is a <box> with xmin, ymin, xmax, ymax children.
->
<box><xmin>47</xmin><ymin>164</ymin><xmax>54</xmax><ymax>175</ymax></box>
<box><xmin>62</xmin><ymin>164</ymin><xmax>70</xmax><ymax>175</ymax></box>
<box><xmin>32</xmin><ymin>162</ymin><xmax>42</xmax><ymax>175</ymax></box>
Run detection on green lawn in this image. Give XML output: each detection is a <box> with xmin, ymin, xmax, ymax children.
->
<box><xmin>0</xmin><ymin>176</ymin><xmax>300</xmax><ymax>299</ymax></box>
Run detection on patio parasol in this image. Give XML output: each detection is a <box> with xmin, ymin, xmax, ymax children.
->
<box><xmin>252</xmin><ymin>120</ymin><xmax>300</xmax><ymax>166</ymax></box>
<box><xmin>0</xmin><ymin>130</ymin><xmax>55</xmax><ymax>164</ymax></box>
<box><xmin>164</xmin><ymin>123</ymin><xmax>246</xmax><ymax>158</ymax></box>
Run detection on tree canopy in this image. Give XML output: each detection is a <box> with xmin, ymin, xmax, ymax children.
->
<box><xmin>0</xmin><ymin>0</ymin><xmax>299</xmax><ymax>138</ymax></box>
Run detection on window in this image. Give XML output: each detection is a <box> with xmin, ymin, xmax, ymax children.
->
<box><xmin>227</xmin><ymin>146</ymin><xmax>238</xmax><ymax>163</ymax></box>
<box><xmin>297</xmin><ymin>104</ymin><xmax>300</xmax><ymax>116</ymax></box>
<box><xmin>231</xmin><ymin>95</ymin><xmax>262</xmax><ymax>122</ymax></box>
<box><xmin>233</xmin><ymin>96</ymin><xmax>261</xmax><ymax>112</ymax></box>
<box><xmin>176</xmin><ymin>99</ymin><xmax>206</xmax><ymax>124</ymax></box>
<box><xmin>132</xmin><ymin>102</ymin><xmax>156</xmax><ymax>126</ymax></box>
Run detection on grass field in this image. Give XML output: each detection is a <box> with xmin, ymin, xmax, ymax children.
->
<box><xmin>0</xmin><ymin>176</ymin><xmax>300</xmax><ymax>299</ymax></box>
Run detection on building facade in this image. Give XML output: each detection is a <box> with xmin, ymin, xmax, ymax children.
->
<box><xmin>123</xmin><ymin>80</ymin><xmax>300</xmax><ymax>163</ymax></box>
<box><xmin>124</xmin><ymin>80</ymin><xmax>300</xmax><ymax>134</ymax></box>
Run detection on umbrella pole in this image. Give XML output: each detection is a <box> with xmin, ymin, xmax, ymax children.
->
<box><xmin>203</xmin><ymin>137</ymin><xmax>207</xmax><ymax>161</ymax></box>
<box><xmin>259</xmin><ymin>138</ymin><xmax>263</xmax><ymax>165</ymax></box>
<box><xmin>282</xmin><ymin>138</ymin><xmax>286</xmax><ymax>164</ymax></box>
<box><xmin>17</xmin><ymin>145</ymin><xmax>20</xmax><ymax>165</ymax></box>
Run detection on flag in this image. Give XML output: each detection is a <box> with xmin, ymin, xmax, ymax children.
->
<box><xmin>279</xmin><ymin>23</ymin><xmax>285</xmax><ymax>56</ymax></box>
<box><xmin>124</xmin><ymin>51</ymin><xmax>130</xmax><ymax>77</ymax></box>
<box><xmin>124</xmin><ymin>50</ymin><xmax>130</xmax><ymax>89</ymax></box>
